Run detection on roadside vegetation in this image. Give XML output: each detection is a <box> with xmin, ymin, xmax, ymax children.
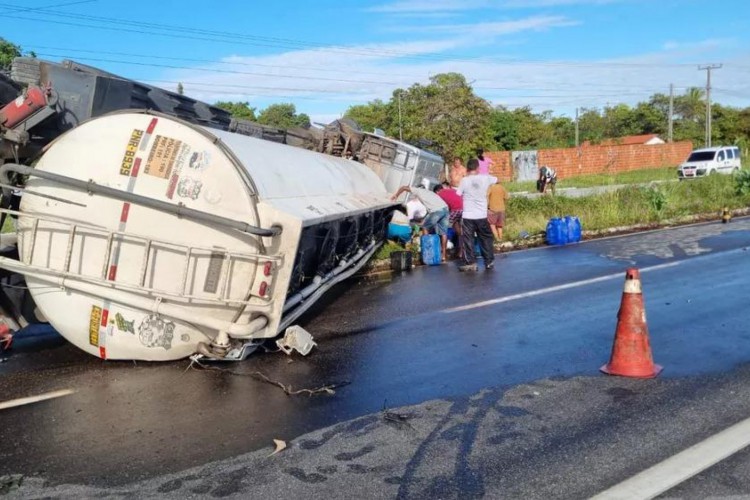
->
<box><xmin>376</xmin><ymin>173</ymin><xmax>750</xmax><ymax>262</ymax></box>
<box><xmin>504</xmin><ymin>166</ymin><xmax>676</xmax><ymax>193</ymax></box>
<box><xmin>505</xmin><ymin>173</ymin><xmax>750</xmax><ymax>240</ymax></box>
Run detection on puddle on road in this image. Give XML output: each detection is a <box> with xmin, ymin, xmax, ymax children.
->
<box><xmin>595</xmin><ymin>219</ymin><xmax>750</xmax><ymax>264</ymax></box>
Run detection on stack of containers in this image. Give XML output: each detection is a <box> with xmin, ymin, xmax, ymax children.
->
<box><xmin>546</xmin><ymin>216</ymin><xmax>582</xmax><ymax>246</ymax></box>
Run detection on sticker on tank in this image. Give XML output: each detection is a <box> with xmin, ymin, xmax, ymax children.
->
<box><xmin>176</xmin><ymin>177</ymin><xmax>203</xmax><ymax>200</ymax></box>
<box><xmin>145</xmin><ymin>135</ymin><xmax>183</xmax><ymax>179</ymax></box>
<box><xmin>138</xmin><ymin>315</ymin><xmax>175</xmax><ymax>350</ymax></box>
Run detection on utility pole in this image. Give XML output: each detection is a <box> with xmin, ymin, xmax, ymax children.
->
<box><xmin>698</xmin><ymin>64</ymin><xmax>722</xmax><ymax>147</ymax></box>
<box><xmin>575</xmin><ymin>107</ymin><xmax>579</xmax><ymax>148</ymax></box>
<box><xmin>398</xmin><ymin>92</ymin><xmax>403</xmax><ymax>142</ymax></box>
<box><xmin>668</xmin><ymin>83</ymin><xmax>674</xmax><ymax>143</ymax></box>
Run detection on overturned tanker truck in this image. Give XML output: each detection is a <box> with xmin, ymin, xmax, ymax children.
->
<box><xmin>0</xmin><ymin>58</ymin><xmax>445</xmax><ymax>361</ymax></box>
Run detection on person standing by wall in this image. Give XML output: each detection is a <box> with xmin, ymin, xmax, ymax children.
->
<box><xmin>457</xmin><ymin>158</ymin><xmax>497</xmax><ymax>271</ymax></box>
<box><xmin>477</xmin><ymin>149</ymin><xmax>493</xmax><ymax>175</ymax></box>
<box><xmin>487</xmin><ymin>180</ymin><xmax>510</xmax><ymax>243</ymax></box>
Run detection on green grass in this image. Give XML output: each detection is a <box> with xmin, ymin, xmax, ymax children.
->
<box><xmin>504</xmin><ymin>174</ymin><xmax>750</xmax><ymax>241</ymax></box>
<box><xmin>374</xmin><ymin>240</ymin><xmax>409</xmax><ymax>261</ymax></box>
<box><xmin>1</xmin><ymin>216</ymin><xmax>13</xmax><ymax>234</ymax></box>
<box><xmin>505</xmin><ymin>166</ymin><xmax>676</xmax><ymax>193</ymax></box>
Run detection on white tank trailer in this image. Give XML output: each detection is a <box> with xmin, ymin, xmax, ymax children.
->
<box><xmin>0</xmin><ymin>111</ymin><xmax>396</xmax><ymax>361</ymax></box>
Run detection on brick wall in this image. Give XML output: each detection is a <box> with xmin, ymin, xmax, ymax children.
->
<box><xmin>486</xmin><ymin>141</ymin><xmax>694</xmax><ymax>181</ymax></box>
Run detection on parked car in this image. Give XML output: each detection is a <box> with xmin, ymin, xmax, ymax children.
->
<box><xmin>677</xmin><ymin>146</ymin><xmax>742</xmax><ymax>179</ymax></box>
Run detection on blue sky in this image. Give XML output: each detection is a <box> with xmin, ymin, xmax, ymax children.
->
<box><xmin>2</xmin><ymin>0</ymin><xmax>749</xmax><ymax>122</ymax></box>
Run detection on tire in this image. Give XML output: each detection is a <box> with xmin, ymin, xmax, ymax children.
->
<box><xmin>709</xmin><ymin>169</ymin><xmax>718</xmax><ymax>176</ymax></box>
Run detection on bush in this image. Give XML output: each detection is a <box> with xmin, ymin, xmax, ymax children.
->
<box><xmin>645</xmin><ymin>186</ymin><xmax>667</xmax><ymax>213</ymax></box>
<box><xmin>735</xmin><ymin>170</ymin><xmax>750</xmax><ymax>196</ymax></box>
<box><xmin>504</xmin><ymin>176</ymin><xmax>750</xmax><ymax>241</ymax></box>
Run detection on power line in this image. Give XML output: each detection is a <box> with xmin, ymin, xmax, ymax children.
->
<box><xmin>0</xmin><ymin>0</ymin><xmax>96</xmax><ymax>14</ymax></box>
<box><xmin>0</xmin><ymin>5</ymin><xmax>727</xmax><ymax>69</ymax></box>
<box><xmin>23</xmin><ymin>45</ymin><xmax>708</xmax><ymax>91</ymax></box>
<box><xmin>30</xmin><ymin>52</ymin><xmax>680</xmax><ymax>99</ymax></box>
<box><xmin>22</xmin><ymin>45</ymin><xmax>431</xmax><ymax>80</ymax></box>
<box><xmin>31</xmin><ymin>52</ymin><xmax>409</xmax><ymax>86</ymax></box>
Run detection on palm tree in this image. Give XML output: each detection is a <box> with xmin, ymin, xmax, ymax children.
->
<box><xmin>676</xmin><ymin>87</ymin><xmax>705</xmax><ymax>123</ymax></box>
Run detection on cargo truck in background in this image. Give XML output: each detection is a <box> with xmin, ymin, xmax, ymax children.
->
<box><xmin>0</xmin><ymin>57</ymin><xmax>447</xmax><ymax>361</ymax></box>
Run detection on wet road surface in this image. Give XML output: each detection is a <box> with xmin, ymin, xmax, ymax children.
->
<box><xmin>2</xmin><ymin>218</ymin><xmax>750</xmax><ymax>490</ymax></box>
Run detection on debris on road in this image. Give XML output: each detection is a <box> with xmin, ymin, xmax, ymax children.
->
<box><xmin>0</xmin><ymin>474</ymin><xmax>23</xmax><ymax>495</ymax></box>
<box><xmin>276</xmin><ymin>326</ymin><xmax>318</xmax><ymax>356</ymax></box>
<box><xmin>381</xmin><ymin>400</ymin><xmax>415</xmax><ymax>430</ymax></box>
<box><xmin>186</xmin><ymin>357</ymin><xmax>348</xmax><ymax>397</ymax></box>
<box><xmin>268</xmin><ymin>439</ymin><xmax>287</xmax><ymax>457</ymax></box>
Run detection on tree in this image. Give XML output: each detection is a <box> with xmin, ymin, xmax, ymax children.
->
<box><xmin>633</xmin><ymin>101</ymin><xmax>666</xmax><ymax>135</ymax></box>
<box><xmin>549</xmin><ymin>116</ymin><xmax>575</xmax><ymax>148</ymax></box>
<box><xmin>676</xmin><ymin>87</ymin><xmax>705</xmax><ymax>122</ymax></box>
<box><xmin>394</xmin><ymin>73</ymin><xmax>493</xmax><ymax>159</ymax></box>
<box><xmin>488</xmin><ymin>106</ymin><xmax>519</xmax><ymax>151</ymax></box>
<box><xmin>344</xmin><ymin>99</ymin><xmax>393</xmax><ymax>134</ymax></box>
<box><xmin>577</xmin><ymin>108</ymin><xmax>605</xmax><ymax>144</ymax></box>
<box><xmin>257</xmin><ymin>103</ymin><xmax>310</xmax><ymax>129</ymax></box>
<box><xmin>712</xmin><ymin>104</ymin><xmax>744</xmax><ymax>147</ymax></box>
<box><xmin>0</xmin><ymin>38</ymin><xmax>21</xmax><ymax>70</ymax></box>
<box><xmin>603</xmin><ymin>104</ymin><xmax>639</xmax><ymax>138</ymax></box>
<box><xmin>511</xmin><ymin>107</ymin><xmax>546</xmax><ymax>148</ymax></box>
<box><xmin>176</xmin><ymin>82</ymin><xmax>184</xmax><ymax>95</ymax></box>
<box><xmin>214</xmin><ymin>101</ymin><xmax>257</xmax><ymax>121</ymax></box>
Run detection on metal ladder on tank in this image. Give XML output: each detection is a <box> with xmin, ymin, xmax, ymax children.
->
<box><xmin>1</xmin><ymin>208</ymin><xmax>281</xmax><ymax>307</ymax></box>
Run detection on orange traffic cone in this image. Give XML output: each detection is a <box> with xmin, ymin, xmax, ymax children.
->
<box><xmin>601</xmin><ymin>268</ymin><xmax>662</xmax><ymax>378</ymax></box>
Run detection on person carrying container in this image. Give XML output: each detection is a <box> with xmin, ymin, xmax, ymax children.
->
<box><xmin>537</xmin><ymin>165</ymin><xmax>557</xmax><ymax>194</ymax></box>
<box><xmin>391</xmin><ymin>182</ymin><xmax>450</xmax><ymax>262</ymax></box>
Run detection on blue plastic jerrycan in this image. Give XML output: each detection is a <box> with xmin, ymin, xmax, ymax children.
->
<box><xmin>420</xmin><ymin>234</ymin><xmax>442</xmax><ymax>265</ymax></box>
<box><xmin>546</xmin><ymin>217</ymin><xmax>568</xmax><ymax>246</ymax></box>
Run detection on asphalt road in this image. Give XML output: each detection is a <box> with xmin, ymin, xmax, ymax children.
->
<box><xmin>2</xmin><ymin>217</ymin><xmax>750</xmax><ymax>498</ymax></box>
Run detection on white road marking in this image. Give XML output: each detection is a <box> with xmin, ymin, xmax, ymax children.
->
<box><xmin>441</xmin><ymin>261</ymin><xmax>680</xmax><ymax>314</ymax></box>
<box><xmin>590</xmin><ymin>416</ymin><xmax>750</xmax><ymax>500</ymax></box>
<box><xmin>0</xmin><ymin>389</ymin><xmax>76</xmax><ymax>411</ymax></box>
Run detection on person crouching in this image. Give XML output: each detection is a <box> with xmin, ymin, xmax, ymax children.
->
<box><xmin>391</xmin><ymin>183</ymin><xmax>450</xmax><ymax>262</ymax></box>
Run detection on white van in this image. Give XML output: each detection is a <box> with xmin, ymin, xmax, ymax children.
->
<box><xmin>677</xmin><ymin>146</ymin><xmax>742</xmax><ymax>179</ymax></box>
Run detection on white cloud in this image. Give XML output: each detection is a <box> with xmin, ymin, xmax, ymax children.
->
<box><xmin>501</xmin><ymin>0</ymin><xmax>621</xmax><ymax>7</ymax></box>
<box><xmin>369</xmin><ymin>0</ymin><xmax>625</xmax><ymax>13</ymax></box>
<box><xmin>662</xmin><ymin>38</ymin><xmax>735</xmax><ymax>52</ymax></box>
<box><xmin>368</xmin><ymin>0</ymin><xmax>490</xmax><ymax>13</ymax></box>
<box><xmin>158</xmin><ymin>30</ymin><xmax>749</xmax><ymax>125</ymax></box>
<box><xmin>404</xmin><ymin>15</ymin><xmax>578</xmax><ymax>35</ymax></box>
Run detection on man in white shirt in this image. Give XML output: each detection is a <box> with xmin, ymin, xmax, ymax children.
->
<box><xmin>392</xmin><ymin>182</ymin><xmax>450</xmax><ymax>261</ymax></box>
<box><xmin>456</xmin><ymin>158</ymin><xmax>497</xmax><ymax>271</ymax></box>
